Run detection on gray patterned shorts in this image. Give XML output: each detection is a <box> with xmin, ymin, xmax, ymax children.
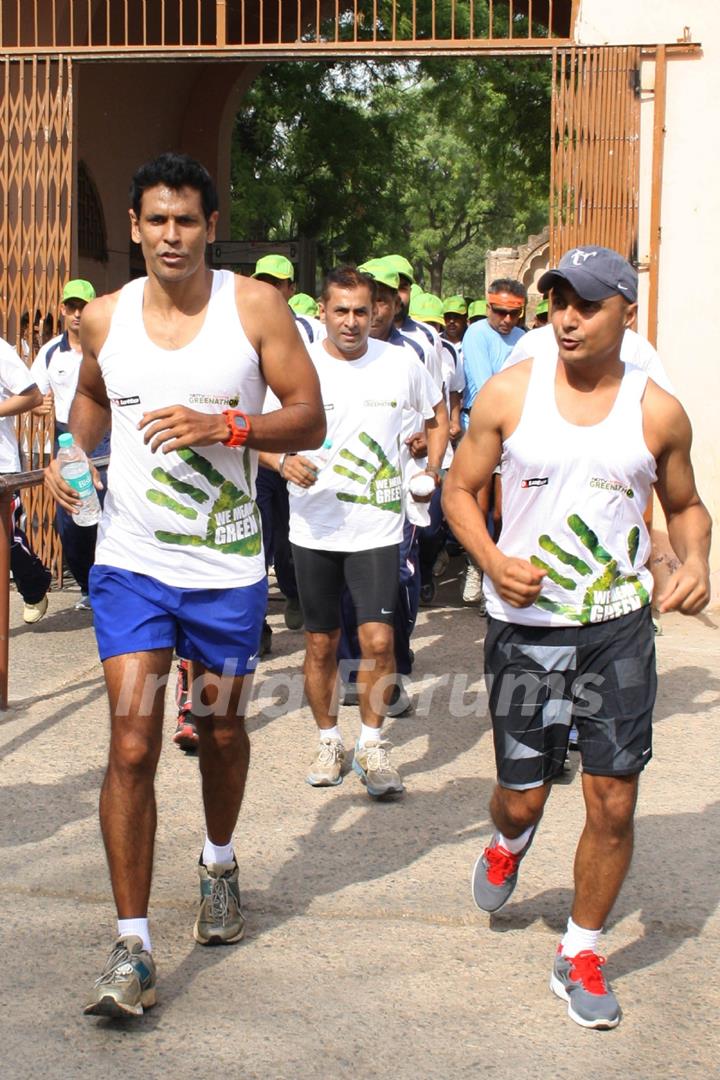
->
<box><xmin>484</xmin><ymin>606</ymin><xmax>656</xmax><ymax>789</ymax></box>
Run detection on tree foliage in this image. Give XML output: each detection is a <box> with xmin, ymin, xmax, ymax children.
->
<box><xmin>231</xmin><ymin>54</ymin><xmax>551</xmax><ymax>294</ymax></box>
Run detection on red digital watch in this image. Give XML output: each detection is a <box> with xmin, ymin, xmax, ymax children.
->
<box><xmin>222</xmin><ymin>409</ymin><xmax>252</xmax><ymax>447</ymax></box>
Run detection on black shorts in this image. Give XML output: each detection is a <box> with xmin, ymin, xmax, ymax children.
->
<box><xmin>484</xmin><ymin>606</ymin><xmax>656</xmax><ymax>790</ymax></box>
<box><xmin>291</xmin><ymin>543</ymin><xmax>400</xmax><ymax>633</ymax></box>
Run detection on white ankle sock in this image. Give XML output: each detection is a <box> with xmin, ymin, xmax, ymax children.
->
<box><xmin>497</xmin><ymin>826</ymin><xmax>534</xmax><ymax>855</ymax></box>
<box><xmin>358</xmin><ymin>722</ymin><xmax>382</xmax><ymax>748</ymax></box>
<box><xmin>202</xmin><ymin>836</ymin><xmax>235</xmax><ymax>866</ymax></box>
<box><xmin>561</xmin><ymin>916</ymin><xmax>603</xmax><ymax>957</ymax></box>
<box><xmin>117</xmin><ymin>918</ymin><xmax>151</xmax><ymax>953</ymax></box>
<box><xmin>320</xmin><ymin>726</ymin><xmax>343</xmax><ymax>744</ymax></box>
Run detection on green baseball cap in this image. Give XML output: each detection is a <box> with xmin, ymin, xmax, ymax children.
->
<box><xmin>442</xmin><ymin>295</ymin><xmax>468</xmax><ymax>316</ymax></box>
<box><xmin>62</xmin><ymin>279</ymin><xmax>96</xmax><ymax>303</ymax></box>
<box><xmin>381</xmin><ymin>254</ymin><xmax>415</xmax><ymax>283</ymax></box>
<box><xmin>358</xmin><ymin>258</ymin><xmax>400</xmax><ymax>291</ymax></box>
<box><xmin>468</xmin><ymin>299</ymin><xmax>487</xmax><ymax>319</ymax></box>
<box><xmin>410</xmin><ymin>291</ymin><xmax>444</xmax><ymax>327</ymax></box>
<box><xmin>252</xmin><ymin>254</ymin><xmax>295</xmax><ymax>281</ymax></box>
<box><xmin>535</xmin><ymin>298</ymin><xmax>549</xmax><ymax>315</ymax></box>
<box><xmin>289</xmin><ymin>292</ymin><xmax>319</xmax><ymax>317</ymax></box>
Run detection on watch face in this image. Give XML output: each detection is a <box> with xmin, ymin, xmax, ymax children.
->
<box><xmin>233</xmin><ymin>414</ymin><xmax>248</xmax><ymax>430</ymax></box>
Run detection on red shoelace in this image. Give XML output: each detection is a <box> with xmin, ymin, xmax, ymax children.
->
<box><xmin>566</xmin><ymin>950</ymin><xmax>609</xmax><ymax>995</ymax></box>
<box><xmin>484</xmin><ymin>844</ymin><xmax>520</xmax><ymax>885</ymax></box>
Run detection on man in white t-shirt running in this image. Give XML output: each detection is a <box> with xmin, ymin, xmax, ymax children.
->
<box><xmin>283</xmin><ymin>265</ymin><xmax>446</xmax><ymax>797</ymax></box>
<box><xmin>443</xmin><ymin>245</ymin><xmax>711</xmax><ymax>1030</ymax></box>
<box><xmin>45</xmin><ymin>152</ymin><xmax>325</xmax><ymax>1019</ymax></box>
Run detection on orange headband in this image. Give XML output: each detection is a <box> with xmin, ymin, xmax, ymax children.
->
<box><xmin>487</xmin><ymin>292</ymin><xmax>525</xmax><ymax>311</ymax></box>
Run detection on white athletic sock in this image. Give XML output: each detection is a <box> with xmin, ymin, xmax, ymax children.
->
<box><xmin>320</xmin><ymin>725</ymin><xmax>343</xmax><ymax>744</ymax></box>
<box><xmin>202</xmin><ymin>836</ymin><xmax>235</xmax><ymax>867</ymax></box>
<box><xmin>358</xmin><ymin>722</ymin><xmax>382</xmax><ymax>748</ymax></box>
<box><xmin>496</xmin><ymin>826</ymin><xmax>534</xmax><ymax>855</ymax></box>
<box><xmin>117</xmin><ymin>917</ymin><xmax>151</xmax><ymax>953</ymax></box>
<box><xmin>561</xmin><ymin>916</ymin><xmax>603</xmax><ymax>958</ymax></box>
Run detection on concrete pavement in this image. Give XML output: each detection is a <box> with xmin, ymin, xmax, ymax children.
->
<box><xmin>0</xmin><ymin>563</ymin><xmax>718</xmax><ymax>1078</ymax></box>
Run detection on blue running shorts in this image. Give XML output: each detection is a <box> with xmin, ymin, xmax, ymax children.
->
<box><xmin>90</xmin><ymin>564</ymin><xmax>267</xmax><ymax>676</ymax></box>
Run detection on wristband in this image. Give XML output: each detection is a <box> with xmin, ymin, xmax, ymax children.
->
<box><xmin>222</xmin><ymin>409</ymin><xmax>251</xmax><ymax>447</ymax></box>
<box><xmin>278</xmin><ymin>453</ymin><xmax>288</xmax><ymax>477</ymax></box>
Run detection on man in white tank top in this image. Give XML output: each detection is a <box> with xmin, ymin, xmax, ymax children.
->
<box><xmin>45</xmin><ymin>153</ymin><xmax>326</xmax><ymax>1018</ymax></box>
<box><xmin>443</xmin><ymin>246</ymin><xmax>711</xmax><ymax>1030</ymax></box>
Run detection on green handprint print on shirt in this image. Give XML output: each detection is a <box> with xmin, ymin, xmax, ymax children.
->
<box><xmin>532</xmin><ymin>513</ymin><xmax>649</xmax><ymax>624</ymax></box>
<box><xmin>333</xmin><ymin>431</ymin><xmax>402</xmax><ymax>514</ymax></box>
<box><xmin>146</xmin><ymin>447</ymin><xmax>261</xmax><ymax>556</ymax></box>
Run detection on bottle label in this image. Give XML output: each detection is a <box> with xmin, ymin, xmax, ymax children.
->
<box><xmin>61</xmin><ymin>463</ymin><xmax>94</xmax><ymax>499</ymax></box>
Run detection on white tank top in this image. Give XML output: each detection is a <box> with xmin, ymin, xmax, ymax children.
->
<box><xmin>485</xmin><ymin>354</ymin><xmax>656</xmax><ymax>626</ymax></box>
<box><xmin>95</xmin><ymin>270</ymin><xmax>267</xmax><ymax>589</ymax></box>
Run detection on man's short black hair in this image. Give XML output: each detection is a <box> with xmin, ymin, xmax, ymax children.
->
<box><xmin>488</xmin><ymin>278</ymin><xmax>527</xmax><ymax>301</ymax></box>
<box><xmin>129</xmin><ymin>152</ymin><xmax>219</xmax><ymax>222</ymax></box>
<box><xmin>321</xmin><ymin>265</ymin><xmax>376</xmax><ymax>303</ymax></box>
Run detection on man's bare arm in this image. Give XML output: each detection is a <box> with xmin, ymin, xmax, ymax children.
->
<box><xmin>0</xmin><ymin>385</ymin><xmax>42</xmax><ymax>418</ymax></box>
<box><xmin>425</xmin><ymin>398</ymin><xmax>449</xmax><ymax>473</ymax></box>
<box><xmin>647</xmin><ymin>388</ymin><xmax>711</xmax><ymax>614</ymax></box>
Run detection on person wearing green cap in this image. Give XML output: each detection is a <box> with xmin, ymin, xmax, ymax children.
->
<box><xmin>442</xmin><ymin>295</ymin><xmax>468</xmax><ymax>345</ymax></box>
<box><xmin>532</xmin><ymin>298</ymin><xmax>549</xmax><ymax>328</ymax></box>
<box><xmin>289</xmin><ymin>292</ymin><xmax>319</xmax><ymax>318</ymax></box>
<box><xmin>251</xmin><ymin>253</ymin><xmax>295</xmax><ymax>296</ymax></box>
<box><xmin>468</xmin><ymin>299</ymin><xmax>487</xmax><ymax>324</ymax></box>
<box><xmin>31</xmin><ymin>278</ymin><xmax>105</xmax><ymax>611</ymax></box>
<box><xmin>379</xmin><ymin>255</ymin><xmax>446</xmax><ymax>392</ymax></box>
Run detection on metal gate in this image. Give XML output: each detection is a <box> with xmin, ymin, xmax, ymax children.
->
<box><xmin>550</xmin><ymin>45</ymin><xmax>641</xmax><ymax>263</ymax></box>
<box><xmin>0</xmin><ymin>55</ymin><xmax>73</xmax><ymax>577</ymax></box>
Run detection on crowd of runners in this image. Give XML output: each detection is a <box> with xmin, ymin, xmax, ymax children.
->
<box><xmin>2</xmin><ymin>152</ymin><xmax>711</xmax><ymax>1031</ymax></box>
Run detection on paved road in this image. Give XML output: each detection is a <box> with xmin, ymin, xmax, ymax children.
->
<box><xmin>1</xmin><ymin>565</ymin><xmax>718</xmax><ymax>1078</ymax></box>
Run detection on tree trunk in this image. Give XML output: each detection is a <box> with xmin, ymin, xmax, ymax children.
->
<box><xmin>429</xmin><ymin>254</ymin><xmax>446</xmax><ymax>296</ymax></box>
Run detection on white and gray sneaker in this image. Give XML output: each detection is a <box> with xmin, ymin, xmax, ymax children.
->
<box><xmin>462</xmin><ymin>561</ymin><xmax>484</xmax><ymax>606</ymax></box>
<box><xmin>550</xmin><ymin>947</ymin><xmax>620</xmax><ymax>1029</ymax></box>
<box><xmin>83</xmin><ymin>935</ymin><xmax>156</xmax><ymax>1018</ymax></box>
<box><xmin>353</xmin><ymin>738</ymin><xmax>404</xmax><ymax>797</ymax></box>
<box><xmin>306</xmin><ymin>737</ymin><xmax>347</xmax><ymax>786</ymax></box>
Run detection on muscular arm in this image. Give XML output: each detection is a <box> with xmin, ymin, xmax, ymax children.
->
<box><xmin>68</xmin><ymin>296</ymin><xmax>113</xmax><ymax>453</ymax></box>
<box><xmin>442</xmin><ymin>364</ymin><xmax>546</xmax><ymax>606</ymax></box>
<box><xmin>645</xmin><ymin>384</ymin><xmax>711</xmax><ymax>613</ymax></box>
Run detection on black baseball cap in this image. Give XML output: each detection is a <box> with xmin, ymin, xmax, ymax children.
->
<box><xmin>538</xmin><ymin>246</ymin><xmax>638</xmax><ymax>303</ymax></box>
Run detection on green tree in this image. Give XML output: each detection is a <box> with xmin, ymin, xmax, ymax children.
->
<box><xmin>230</xmin><ymin>55</ymin><xmax>551</xmax><ymax>294</ymax></box>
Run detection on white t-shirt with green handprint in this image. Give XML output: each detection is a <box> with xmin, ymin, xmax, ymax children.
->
<box><xmin>485</xmin><ymin>351</ymin><xmax>657</xmax><ymax>627</ymax></box>
<box><xmin>290</xmin><ymin>338</ymin><xmax>439</xmax><ymax>552</ymax></box>
<box><xmin>94</xmin><ymin>270</ymin><xmax>267</xmax><ymax>589</ymax></box>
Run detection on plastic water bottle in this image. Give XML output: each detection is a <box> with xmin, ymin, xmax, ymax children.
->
<box><xmin>287</xmin><ymin>438</ymin><xmax>333</xmax><ymax>498</ymax></box>
<box><xmin>57</xmin><ymin>432</ymin><xmax>101</xmax><ymax>526</ymax></box>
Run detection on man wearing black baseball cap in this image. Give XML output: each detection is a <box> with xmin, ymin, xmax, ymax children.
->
<box><xmin>444</xmin><ymin>243</ymin><xmax>711</xmax><ymax>1030</ymax></box>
